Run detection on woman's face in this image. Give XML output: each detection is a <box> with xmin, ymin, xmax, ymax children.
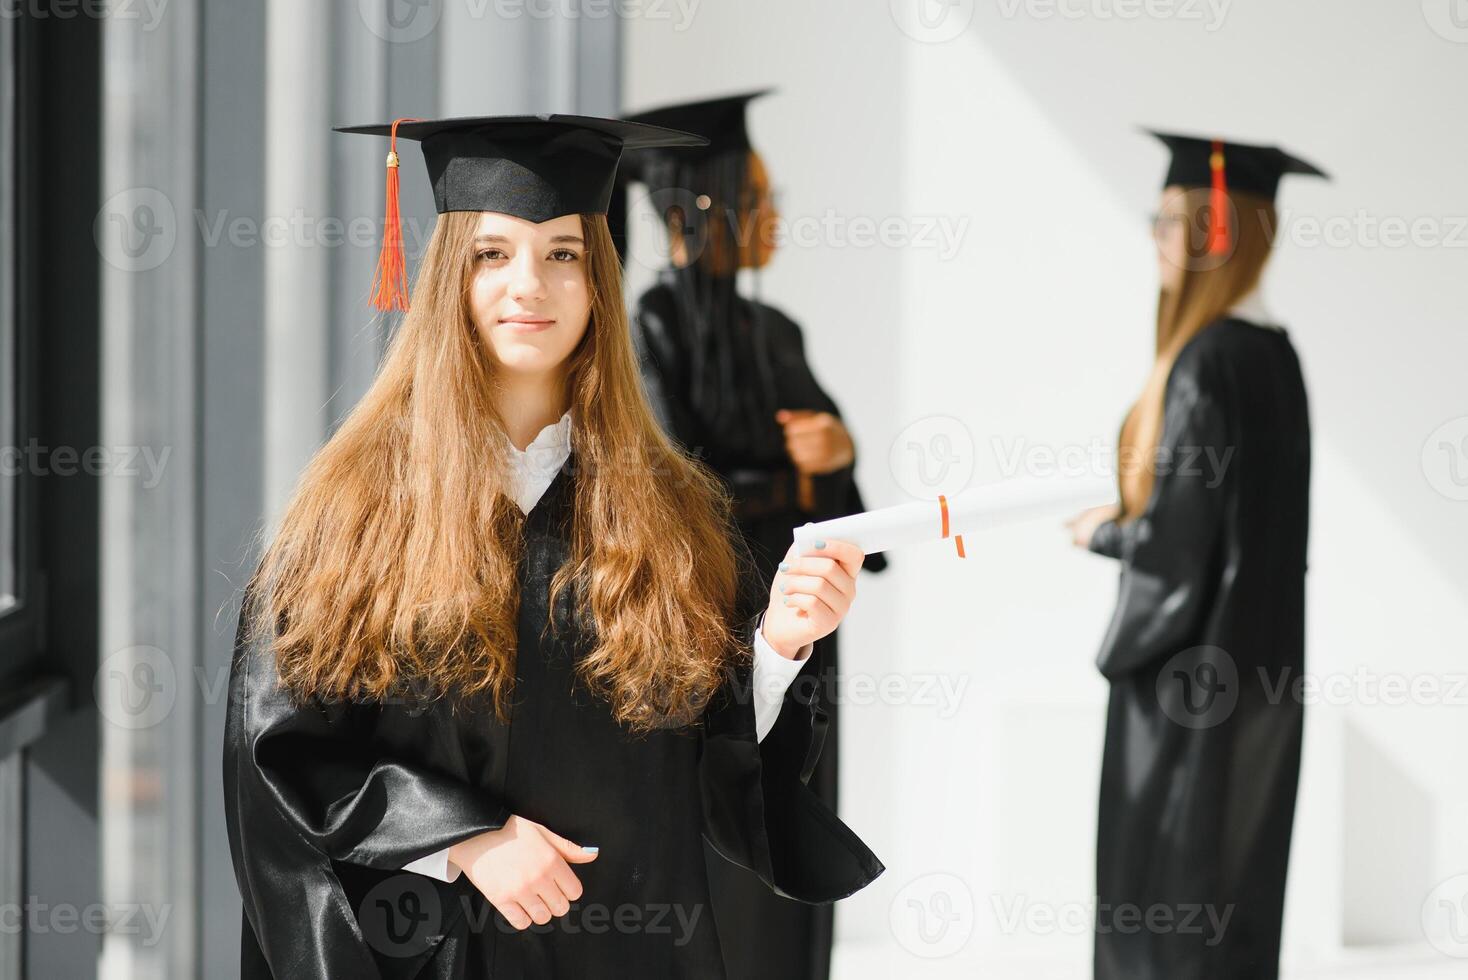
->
<box><xmin>1153</xmin><ymin>185</ymin><xmax>1189</xmax><ymax>293</ymax></box>
<box><xmin>469</xmin><ymin>211</ymin><xmax>592</xmax><ymax>379</ymax></box>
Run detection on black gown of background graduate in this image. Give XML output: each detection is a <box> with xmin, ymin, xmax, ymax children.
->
<box><xmin>1086</xmin><ymin>315</ymin><xmax>1310</xmax><ymax>980</ymax></box>
<box><xmin>224</xmin><ymin>450</ymin><xmax>885</xmax><ymax>979</ymax></box>
<box><xmin>624</xmin><ymin>90</ymin><xmax>889</xmax><ymax>980</ymax></box>
<box><xmin>632</xmin><ymin>266</ymin><xmax>888</xmax><ymax>980</ymax></box>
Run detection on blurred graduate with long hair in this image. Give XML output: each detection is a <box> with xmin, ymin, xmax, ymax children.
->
<box><xmin>1069</xmin><ymin>130</ymin><xmax>1324</xmax><ymax>980</ymax></box>
<box><xmin>620</xmin><ymin>91</ymin><xmax>888</xmax><ymax>980</ymax></box>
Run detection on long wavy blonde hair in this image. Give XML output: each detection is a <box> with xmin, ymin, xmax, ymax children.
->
<box><xmin>1117</xmin><ymin>187</ymin><xmax>1277</xmax><ymax>517</ymax></box>
<box><xmin>247</xmin><ymin>211</ymin><xmax>747</xmax><ymax>733</ymax></box>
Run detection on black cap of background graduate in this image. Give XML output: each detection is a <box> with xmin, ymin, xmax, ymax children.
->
<box><xmin>1146</xmin><ymin>129</ymin><xmax>1328</xmax><ymax>256</ymax></box>
<box><xmin>611</xmin><ymin>91</ymin><xmax>774</xmax><ymax>263</ymax></box>
<box><xmin>335</xmin><ymin>114</ymin><xmax>708</xmax><ymax>310</ymax></box>
<box><xmin>622</xmin><ymin>89</ymin><xmax>774</xmax><ymax>168</ymax></box>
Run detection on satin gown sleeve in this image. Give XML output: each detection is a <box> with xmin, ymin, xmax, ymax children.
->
<box><xmin>697</xmin><ymin>538</ymin><xmax>886</xmax><ymax>904</ymax></box>
<box><xmin>223</xmin><ymin>583</ymin><xmax>512</xmax><ymax>979</ymax></box>
<box><xmin>1087</xmin><ymin>356</ymin><xmax>1230</xmax><ymax>679</ymax></box>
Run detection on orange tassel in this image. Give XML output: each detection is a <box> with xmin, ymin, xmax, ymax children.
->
<box><xmin>1207</xmin><ymin>139</ymin><xmax>1230</xmax><ymax>256</ymax></box>
<box><xmin>370</xmin><ymin>117</ymin><xmax>420</xmax><ymax>311</ymax></box>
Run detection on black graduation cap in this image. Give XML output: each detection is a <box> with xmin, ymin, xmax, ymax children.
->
<box><xmin>334</xmin><ymin>114</ymin><xmax>708</xmax><ymax>309</ymax></box>
<box><xmin>622</xmin><ymin>89</ymin><xmax>774</xmax><ymax>164</ymax></box>
<box><xmin>611</xmin><ymin>91</ymin><xmax>774</xmax><ymax>264</ymax></box>
<box><xmin>1145</xmin><ymin>129</ymin><xmax>1328</xmax><ymax>255</ymax></box>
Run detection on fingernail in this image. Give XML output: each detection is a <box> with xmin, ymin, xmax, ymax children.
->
<box><xmin>582</xmin><ymin>845</ymin><xmax>599</xmax><ymax>854</ymax></box>
<box><xmin>780</xmin><ymin>584</ymin><xmax>788</xmax><ymax>593</ymax></box>
<box><xmin>783</xmin><ymin>597</ymin><xmax>792</xmax><ymax>605</ymax></box>
<box><xmin>814</xmin><ymin>539</ymin><xmax>826</xmax><ymax>549</ymax></box>
<box><xmin>778</xmin><ymin>561</ymin><xmax>789</xmax><ymax>571</ymax></box>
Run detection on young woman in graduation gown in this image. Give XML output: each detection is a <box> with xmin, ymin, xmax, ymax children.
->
<box><xmin>222</xmin><ymin>115</ymin><xmax>885</xmax><ymax>980</ymax></box>
<box><xmin>1068</xmin><ymin>132</ymin><xmax>1322</xmax><ymax>980</ymax></box>
<box><xmin>620</xmin><ymin>92</ymin><xmax>888</xmax><ymax>980</ymax></box>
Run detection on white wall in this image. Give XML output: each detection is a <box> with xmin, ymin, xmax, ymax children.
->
<box><xmin>626</xmin><ymin>1</ymin><xmax>1468</xmax><ymax>976</ymax></box>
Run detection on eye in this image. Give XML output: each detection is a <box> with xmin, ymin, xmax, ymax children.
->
<box><xmin>476</xmin><ymin>248</ymin><xmax>507</xmax><ymax>263</ymax></box>
<box><xmin>548</xmin><ymin>248</ymin><xmax>581</xmax><ymax>262</ymax></box>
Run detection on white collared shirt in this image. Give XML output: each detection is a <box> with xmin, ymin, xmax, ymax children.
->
<box><xmin>502</xmin><ymin>408</ymin><xmax>575</xmax><ymax>514</ymax></box>
<box><xmin>403</xmin><ymin>410</ymin><xmax>811</xmax><ymax>882</ymax></box>
<box><xmin>1226</xmin><ymin>288</ymin><xmax>1283</xmax><ymax>331</ymax></box>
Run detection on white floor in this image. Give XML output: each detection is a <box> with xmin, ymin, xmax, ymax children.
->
<box><xmin>832</xmin><ymin>943</ymin><xmax>1466</xmax><ymax>979</ymax></box>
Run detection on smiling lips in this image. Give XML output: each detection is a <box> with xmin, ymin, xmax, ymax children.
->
<box><xmin>500</xmin><ymin>313</ymin><xmax>555</xmax><ymax>333</ymax></box>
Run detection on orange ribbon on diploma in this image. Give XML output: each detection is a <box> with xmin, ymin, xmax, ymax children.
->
<box><xmin>938</xmin><ymin>494</ymin><xmax>966</xmax><ymax>558</ymax></box>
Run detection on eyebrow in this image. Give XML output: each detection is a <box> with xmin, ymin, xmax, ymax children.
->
<box><xmin>474</xmin><ymin>234</ymin><xmax>585</xmax><ymax>245</ymax></box>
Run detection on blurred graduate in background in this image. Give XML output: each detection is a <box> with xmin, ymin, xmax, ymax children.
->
<box><xmin>620</xmin><ymin>91</ymin><xmax>888</xmax><ymax>980</ymax></box>
<box><xmin>1068</xmin><ymin>130</ymin><xmax>1324</xmax><ymax>980</ymax></box>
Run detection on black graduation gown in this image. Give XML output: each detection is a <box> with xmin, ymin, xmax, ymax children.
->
<box><xmin>1086</xmin><ymin>317</ymin><xmax>1310</xmax><ymax>980</ymax></box>
<box><xmin>632</xmin><ymin>273</ymin><xmax>888</xmax><ymax>980</ymax></box>
<box><xmin>222</xmin><ymin>450</ymin><xmax>885</xmax><ymax>979</ymax></box>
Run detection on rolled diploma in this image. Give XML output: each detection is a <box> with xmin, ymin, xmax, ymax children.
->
<box><xmin>792</xmin><ymin>477</ymin><xmax>1116</xmax><ymax>556</ymax></box>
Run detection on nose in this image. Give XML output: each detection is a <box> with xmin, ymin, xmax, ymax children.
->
<box><xmin>508</xmin><ymin>253</ymin><xmax>547</xmax><ymax>304</ymax></box>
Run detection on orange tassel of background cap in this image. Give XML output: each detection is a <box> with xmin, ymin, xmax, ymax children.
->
<box><xmin>370</xmin><ymin>117</ymin><xmax>421</xmax><ymax>311</ymax></box>
<box><xmin>1206</xmin><ymin>139</ymin><xmax>1230</xmax><ymax>256</ymax></box>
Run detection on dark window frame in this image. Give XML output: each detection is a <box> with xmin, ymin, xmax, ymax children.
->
<box><xmin>0</xmin><ymin>7</ymin><xmax>40</xmax><ymax>682</ymax></box>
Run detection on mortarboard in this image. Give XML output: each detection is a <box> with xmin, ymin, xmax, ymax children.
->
<box><xmin>613</xmin><ymin>91</ymin><xmax>774</xmax><ymax>262</ymax></box>
<box><xmin>621</xmin><ymin>89</ymin><xmax>774</xmax><ymax>169</ymax></box>
<box><xmin>1146</xmin><ymin>128</ymin><xmax>1328</xmax><ymax>256</ymax></box>
<box><xmin>335</xmin><ymin>114</ymin><xmax>708</xmax><ymax>310</ymax></box>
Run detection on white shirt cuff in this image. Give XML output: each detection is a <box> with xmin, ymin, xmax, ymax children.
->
<box><xmin>401</xmin><ymin>847</ymin><xmax>462</xmax><ymax>883</ymax></box>
<box><xmin>751</xmin><ymin>611</ymin><xmax>812</xmax><ymax>743</ymax></box>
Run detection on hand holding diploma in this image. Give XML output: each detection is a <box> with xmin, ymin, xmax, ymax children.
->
<box><xmin>1066</xmin><ymin>503</ymin><xmax>1123</xmax><ymax>549</ymax></box>
<box><xmin>760</xmin><ymin>537</ymin><xmax>865</xmax><ymax>659</ymax></box>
